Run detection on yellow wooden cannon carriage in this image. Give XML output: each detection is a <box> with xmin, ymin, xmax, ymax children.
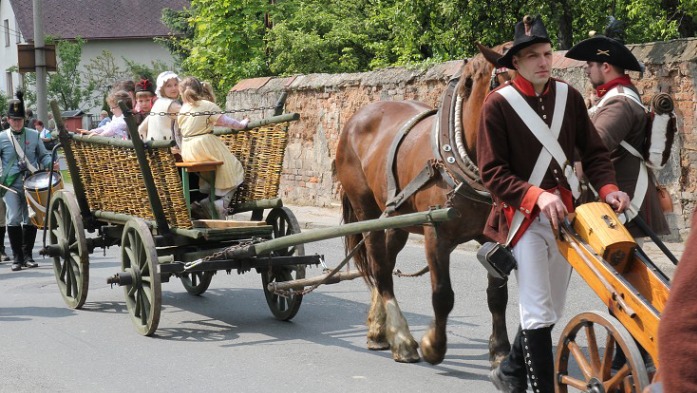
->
<box><xmin>554</xmin><ymin>202</ymin><xmax>671</xmax><ymax>392</ymax></box>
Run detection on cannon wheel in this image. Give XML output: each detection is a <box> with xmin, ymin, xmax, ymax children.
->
<box><xmin>49</xmin><ymin>190</ymin><xmax>89</xmax><ymax>309</ymax></box>
<box><xmin>261</xmin><ymin>207</ymin><xmax>306</xmax><ymax>321</ymax></box>
<box><xmin>180</xmin><ymin>271</ymin><xmax>215</xmax><ymax>295</ymax></box>
<box><xmin>121</xmin><ymin>218</ymin><xmax>161</xmax><ymax>336</ymax></box>
<box><xmin>555</xmin><ymin>311</ymin><xmax>650</xmax><ymax>393</ymax></box>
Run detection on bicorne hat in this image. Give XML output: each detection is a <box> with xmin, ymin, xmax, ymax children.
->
<box><xmin>7</xmin><ymin>90</ymin><xmax>25</xmax><ymax>119</ymax></box>
<box><xmin>497</xmin><ymin>15</ymin><xmax>552</xmax><ymax>69</ymax></box>
<box><xmin>564</xmin><ymin>35</ymin><xmax>642</xmax><ymax>72</ymax></box>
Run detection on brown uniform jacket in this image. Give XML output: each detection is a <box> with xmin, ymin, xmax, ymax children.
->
<box><xmin>477</xmin><ymin>77</ymin><xmax>618</xmax><ymax>245</ymax></box>
<box><xmin>659</xmin><ymin>212</ymin><xmax>697</xmax><ymax>393</ymax></box>
<box><xmin>589</xmin><ymin>84</ymin><xmax>670</xmax><ymax>237</ymax></box>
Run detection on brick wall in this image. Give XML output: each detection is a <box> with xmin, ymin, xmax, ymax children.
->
<box><xmin>227</xmin><ymin>38</ymin><xmax>697</xmax><ymax>240</ymax></box>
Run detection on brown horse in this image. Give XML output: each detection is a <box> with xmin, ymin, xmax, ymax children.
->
<box><xmin>336</xmin><ymin>43</ymin><xmax>514</xmax><ymax>365</ymax></box>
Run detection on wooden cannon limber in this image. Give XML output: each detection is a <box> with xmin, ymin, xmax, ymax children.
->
<box><xmin>43</xmin><ymin>99</ymin><xmax>455</xmax><ymax>336</ymax></box>
<box><xmin>553</xmin><ymin>201</ymin><xmax>671</xmax><ymax>393</ymax></box>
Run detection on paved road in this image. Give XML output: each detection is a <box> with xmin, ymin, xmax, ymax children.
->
<box><xmin>0</xmin><ymin>205</ymin><xmax>683</xmax><ymax>393</ymax></box>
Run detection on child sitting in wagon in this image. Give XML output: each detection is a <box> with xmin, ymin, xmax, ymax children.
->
<box><xmin>77</xmin><ymin>90</ymin><xmax>132</xmax><ymax>139</ymax></box>
<box><xmin>177</xmin><ymin>76</ymin><xmax>249</xmax><ymax>219</ymax></box>
<box><xmin>138</xmin><ymin>71</ymin><xmax>182</xmax><ymax>149</ymax></box>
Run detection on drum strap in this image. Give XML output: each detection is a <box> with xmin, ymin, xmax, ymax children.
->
<box><xmin>6</xmin><ymin>129</ymin><xmax>38</xmax><ymax>174</ymax></box>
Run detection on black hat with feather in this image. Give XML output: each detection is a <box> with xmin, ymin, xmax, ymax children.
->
<box><xmin>7</xmin><ymin>90</ymin><xmax>26</xmax><ymax>119</ymax></box>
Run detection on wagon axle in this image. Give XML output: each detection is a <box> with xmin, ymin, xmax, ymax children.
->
<box><xmin>107</xmin><ymin>271</ymin><xmax>134</xmax><ymax>287</ymax></box>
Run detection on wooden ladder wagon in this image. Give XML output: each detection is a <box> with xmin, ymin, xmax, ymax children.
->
<box><xmin>44</xmin><ymin>100</ymin><xmax>455</xmax><ymax>336</ymax></box>
<box><xmin>553</xmin><ymin>202</ymin><xmax>671</xmax><ymax>393</ymax></box>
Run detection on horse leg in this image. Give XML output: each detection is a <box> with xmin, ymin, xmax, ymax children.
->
<box><xmin>487</xmin><ymin>274</ymin><xmax>511</xmax><ymax>368</ymax></box>
<box><xmin>419</xmin><ymin>227</ymin><xmax>454</xmax><ymax>365</ymax></box>
<box><xmin>366</xmin><ymin>286</ymin><xmax>388</xmax><ymax>350</ymax></box>
<box><xmin>369</xmin><ymin>228</ymin><xmax>419</xmax><ymax>362</ymax></box>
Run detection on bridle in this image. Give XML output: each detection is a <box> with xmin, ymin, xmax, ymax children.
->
<box><xmin>489</xmin><ymin>66</ymin><xmax>510</xmax><ymax>90</ymax></box>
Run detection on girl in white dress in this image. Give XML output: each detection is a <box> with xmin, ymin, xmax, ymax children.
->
<box><xmin>138</xmin><ymin>71</ymin><xmax>182</xmax><ymax>152</ymax></box>
<box><xmin>177</xmin><ymin>77</ymin><xmax>249</xmax><ymax>218</ymax></box>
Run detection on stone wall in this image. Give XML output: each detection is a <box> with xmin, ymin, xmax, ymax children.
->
<box><xmin>227</xmin><ymin>38</ymin><xmax>697</xmax><ymax>240</ymax></box>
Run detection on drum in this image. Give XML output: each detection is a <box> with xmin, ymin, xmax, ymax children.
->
<box><xmin>24</xmin><ymin>171</ymin><xmax>64</xmax><ymax>228</ymax></box>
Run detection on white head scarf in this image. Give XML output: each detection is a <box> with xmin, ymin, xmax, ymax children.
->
<box><xmin>156</xmin><ymin>71</ymin><xmax>180</xmax><ymax>98</ymax></box>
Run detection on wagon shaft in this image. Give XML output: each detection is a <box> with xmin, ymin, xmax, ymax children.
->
<box><xmin>243</xmin><ymin>207</ymin><xmax>456</xmax><ymax>257</ymax></box>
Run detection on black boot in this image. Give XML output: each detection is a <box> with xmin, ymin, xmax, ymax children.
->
<box><xmin>0</xmin><ymin>225</ymin><xmax>9</xmax><ymax>261</ymax></box>
<box><xmin>522</xmin><ymin>327</ymin><xmax>555</xmax><ymax>393</ymax></box>
<box><xmin>490</xmin><ymin>326</ymin><xmax>527</xmax><ymax>393</ymax></box>
<box><xmin>22</xmin><ymin>225</ymin><xmax>38</xmax><ymax>268</ymax></box>
<box><xmin>8</xmin><ymin>226</ymin><xmax>23</xmax><ymax>271</ymax></box>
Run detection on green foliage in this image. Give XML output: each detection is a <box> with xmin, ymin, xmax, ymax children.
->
<box><xmin>48</xmin><ymin>38</ymin><xmax>96</xmax><ymax>110</ymax></box>
<box><xmin>83</xmin><ymin>51</ymin><xmax>178</xmax><ymax>110</ymax></box>
<box><xmin>0</xmin><ymin>92</ymin><xmax>7</xmax><ymax>117</ymax></box>
<box><xmin>164</xmin><ymin>0</ymin><xmax>695</xmax><ymax>95</ymax></box>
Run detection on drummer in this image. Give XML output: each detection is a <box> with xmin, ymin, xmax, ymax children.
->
<box><xmin>0</xmin><ymin>91</ymin><xmax>57</xmax><ymax>271</ymax></box>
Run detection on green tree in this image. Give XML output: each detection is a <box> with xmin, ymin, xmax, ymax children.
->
<box><xmin>163</xmin><ymin>0</ymin><xmax>695</xmax><ymax>95</ymax></box>
<box><xmin>41</xmin><ymin>37</ymin><xmax>96</xmax><ymax>111</ymax></box>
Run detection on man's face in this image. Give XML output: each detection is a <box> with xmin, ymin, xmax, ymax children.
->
<box><xmin>8</xmin><ymin>117</ymin><xmax>24</xmax><ymax>131</ymax></box>
<box><xmin>585</xmin><ymin>61</ymin><xmax>606</xmax><ymax>88</ymax></box>
<box><xmin>512</xmin><ymin>42</ymin><xmax>553</xmax><ymax>93</ymax></box>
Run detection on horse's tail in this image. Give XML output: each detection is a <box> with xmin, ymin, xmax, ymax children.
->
<box><xmin>341</xmin><ymin>191</ymin><xmax>374</xmax><ymax>286</ymax></box>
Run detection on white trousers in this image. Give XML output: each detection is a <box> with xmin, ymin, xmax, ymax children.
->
<box><xmin>512</xmin><ymin>215</ymin><xmax>573</xmax><ymax>330</ymax></box>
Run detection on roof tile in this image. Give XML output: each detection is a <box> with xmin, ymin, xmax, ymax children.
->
<box><xmin>10</xmin><ymin>0</ymin><xmax>189</xmax><ymax>41</ymax></box>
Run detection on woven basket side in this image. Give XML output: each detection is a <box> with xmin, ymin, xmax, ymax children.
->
<box><xmin>219</xmin><ymin>124</ymin><xmax>288</xmax><ymax>205</ymax></box>
<box><xmin>68</xmin><ymin>140</ymin><xmax>192</xmax><ymax>229</ymax></box>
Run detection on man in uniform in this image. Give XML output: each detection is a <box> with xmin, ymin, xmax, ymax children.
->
<box><xmin>1</xmin><ymin>91</ymin><xmax>55</xmax><ymax>271</ymax></box>
<box><xmin>565</xmin><ymin>33</ymin><xmax>670</xmax><ymax>239</ymax></box>
<box><xmin>477</xmin><ymin>16</ymin><xmax>630</xmax><ymax>392</ymax></box>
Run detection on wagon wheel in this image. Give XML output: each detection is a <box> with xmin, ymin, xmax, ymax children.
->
<box><xmin>180</xmin><ymin>271</ymin><xmax>215</xmax><ymax>295</ymax></box>
<box><xmin>121</xmin><ymin>219</ymin><xmax>161</xmax><ymax>336</ymax></box>
<box><xmin>261</xmin><ymin>207</ymin><xmax>306</xmax><ymax>321</ymax></box>
<box><xmin>556</xmin><ymin>311</ymin><xmax>650</xmax><ymax>393</ymax></box>
<box><xmin>49</xmin><ymin>190</ymin><xmax>89</xmax><ymax>309</ymax></box>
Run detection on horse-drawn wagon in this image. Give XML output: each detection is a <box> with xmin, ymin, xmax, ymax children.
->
<box><xmin>42</xmin><ymin>100</ymin><xmax>453</xmax><ymax>336</ymax></box>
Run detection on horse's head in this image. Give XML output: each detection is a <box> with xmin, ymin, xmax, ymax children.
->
<box><xmin>457</xmin><ymin>42</ymin><xmax>515</xmax><ymax>157</ymax></box>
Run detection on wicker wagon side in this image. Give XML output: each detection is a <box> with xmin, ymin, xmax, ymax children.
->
<box><xmin>69</xmin><ymin>139</ymin><xmax>192</xmax><ymax>229</ymax></box>
<box><xmin>218</xmin><ymin>123</ymin><xmax>289</xmax><ymax>206</ymax></box>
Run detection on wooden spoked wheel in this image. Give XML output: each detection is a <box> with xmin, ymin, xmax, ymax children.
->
<box><xmin>49</xmin><ymin>190</ymin><xmax>89</xmax><ymax>309</ymax></box>
<box><xmin>180</xmin><ymin>271</ymin><xmax>215</xmax><ymax>295</ymax></box>
<box><xmin>121</xmin><ymin>219</ymin><xmax>161</xmax><ymax>336</ymax></box>
<box><xmin>261</xmin><ymin>207</ymin><xmax>306</xmax><ymax>321</ymax></box>
<box><xmin>555</xmin><ymin>311</ymin><xmax>650</xmax><ymax>393</ymax></box>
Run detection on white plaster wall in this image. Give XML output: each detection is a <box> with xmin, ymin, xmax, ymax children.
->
<box><xmin>0</xmin><ymin>0</ymin><xmax>23</xmax><ymax>98</ymax></box>
<box><xmin>79</xmin><ymin>38</ymin><xmax>179</xmax><ymax>114</ymax></box>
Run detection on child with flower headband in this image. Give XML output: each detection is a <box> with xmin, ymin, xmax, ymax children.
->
<box><xmin>177</xmin><ymin>76</ymin><xmax>249</xmax><ymax>218</ymax></box>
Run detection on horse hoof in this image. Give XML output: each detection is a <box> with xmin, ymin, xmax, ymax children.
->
<box><xmin>420</xmin><ymin>333</ymin><xmax>445</xmax><ymax>365</ymax></box>
<box><xmin>392</xmin><ymin>350</ymin><xmax>421</xmax><ymax>363</ymax></box>
<box><xmin>367</xmin><ymin>339</ymin><xmax>390</xmax><ymax>351</ymax></box>
<box><xmin>391</xmin><ymin>340</ymin><xmax>420</xmax><ymax>363</ymax></box>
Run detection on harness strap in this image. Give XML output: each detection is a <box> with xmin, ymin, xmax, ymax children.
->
<box><xmin>385</xmin><ymin>109</ymin><xmax>437</xmax><ymax>205</ymax></box>
<box><xmin>385</xmin><ymin>161</ymin><xmax>437</xmax><ymax>214</ymax></box>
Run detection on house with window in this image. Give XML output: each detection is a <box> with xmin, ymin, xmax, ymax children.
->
<box><xmin>0</xmin><ymin>0</ymin><xmax>188</xmax><ymax>114</ymax></box>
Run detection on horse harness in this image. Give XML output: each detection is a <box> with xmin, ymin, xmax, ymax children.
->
<box><xmin>384</xmin><ymin>77</ymin><xmax>493</xmax><ymax>214</ymax></box>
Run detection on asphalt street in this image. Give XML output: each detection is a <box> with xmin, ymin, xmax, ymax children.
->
<box><xmin>0</xmin><ymin>203</ymin><xmax>684</xmax><ymax>393</ymax></box>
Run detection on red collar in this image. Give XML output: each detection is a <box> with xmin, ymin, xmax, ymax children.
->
<box><xmin>595</xmin><ymin>75</ymin><xmax>632</xmax><ymax>98</ymax></box>
<box><xmin>511</xmin><ymin>75</ymin><xmax>551</xmax><ymax>97</ymax></box>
